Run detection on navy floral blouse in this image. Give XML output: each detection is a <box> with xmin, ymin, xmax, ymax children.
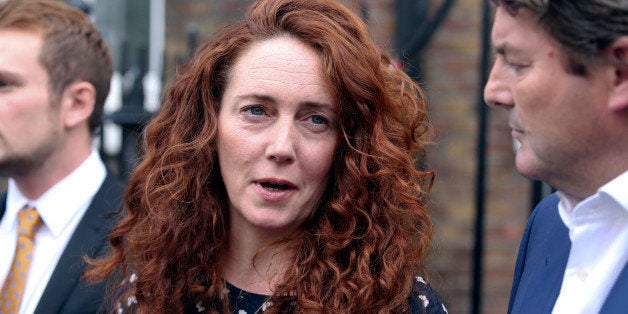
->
<box><xmin>119</xmin><ymin>274</ymin><xmax>448</xmax><ymax>313</ymax></box>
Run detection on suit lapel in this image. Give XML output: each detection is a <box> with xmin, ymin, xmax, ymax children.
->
<box><xmin>35</xmin><ymin>172</ymin><xmax>123</xmax><ymax>313</ymax></box>
<box><xmin>510</xmin><ymin>194</ymin><xmax>571</xmax><ymax>314</ymax></box>
<box><xmin>600</xmin><ymin>261</ymin><xmax>628</xmax><ymax>313</ymax></box>
<box><xmin>536</xmin><ymin>224</ymin><xmax>571</xmax><ymax>313</ymax></box>
<box><xmin>515</xmin><ymin>218</ymin><xmax>570</xmax><ymax>314</ymax></box>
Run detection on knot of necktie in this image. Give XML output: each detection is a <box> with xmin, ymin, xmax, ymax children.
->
<box><xmin>17</xmin><ymin>206</ymin><xmax>41</xmax><ymax>239</ymax></box>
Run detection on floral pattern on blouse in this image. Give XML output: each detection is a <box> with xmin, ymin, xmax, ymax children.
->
<box><xmin>409</xmin><ymin>276</ymin><xmax>448</xmax><ymax>314</ymax></box>
<box><xmin>117</xmin><ymin>274</ymin><xmax>448</xmax><ymax>313</ymax></box>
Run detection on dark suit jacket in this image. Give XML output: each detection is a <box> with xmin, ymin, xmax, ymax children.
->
<box><xmin>508</xmin><ymin>193</ymin><xmax>628</xmax><ymax>314</ymax></box>
<box><xmin>0</xmin><ymin>172</ymin><xmax>123</xmax><ymax>314</ymax></box>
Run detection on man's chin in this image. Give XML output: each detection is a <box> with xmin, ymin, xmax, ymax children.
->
<box><xmin>515</xmin><ymin>152</ymin><xmax>545</xmax><ymax>182</ymax></box>
<box><xmin>0</xmin><ymin>158</ymin><xmax>40</xmax><ymax>178</ymax></box>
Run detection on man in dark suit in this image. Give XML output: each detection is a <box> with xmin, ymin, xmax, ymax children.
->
<box><xmin>484</xmin><ymin>1</ymin><xmax>628</xmax><ymax>313</ymax></box>
<box><xmin>0</xmin><ymin>0</ymin><xmax>122</xmax><ymax>312</ymax></box>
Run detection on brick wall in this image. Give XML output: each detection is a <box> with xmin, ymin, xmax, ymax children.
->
<box><xmin>422</xmin><ymin>1</ymin><xmax>530</xmax><ymax>313</ymax></box>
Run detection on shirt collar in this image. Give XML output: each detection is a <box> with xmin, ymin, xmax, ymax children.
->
<box><xmin>558</xmin><ymin>170</ymin><xmax>628</xmax><ymax>233</ymax></box>
<box><xmin>6</xmin><ymin>149</ymin><xmax>107</xmax><ymax>237</ymax></box>
<box><xmin>598</xmin><ymin>170</ymin><xmax>628</xmax><ymax>213</ymax></box>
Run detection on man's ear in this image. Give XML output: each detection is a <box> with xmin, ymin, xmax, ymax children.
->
<box><xmin>61</xmin><ymin>81</ymin><xmax>96</xmax><ymax>129</ymax></box>
<box><xmin>607</xmin><ymin>36</ymin><xmax>628</xmax><ymax>112</ymax></box>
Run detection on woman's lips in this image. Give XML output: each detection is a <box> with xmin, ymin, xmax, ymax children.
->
<box><xmin>254</xmin><ymin>179</ymin><xmax>297</xmax><ymax>202</ymax></box>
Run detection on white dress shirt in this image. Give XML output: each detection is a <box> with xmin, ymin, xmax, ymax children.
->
<box><xmin>552</xmin><ymin>171</ymin><xmax>628</xmax><ymax>314</ymax></box>
<box><xmin>0</xmin><ymin>149</ymin><xmax>106</xmax><ymax>314</ymax></box>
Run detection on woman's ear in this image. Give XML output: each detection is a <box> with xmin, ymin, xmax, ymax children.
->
<box><xmin>61</xmin><ymin>81</ymin><xmax>96</xmax><ymax>129</ymax></box>
<box><xmin>607</xmin><ymin>36</ymin><xmax>628</xmax><ymax>112</ymax></box>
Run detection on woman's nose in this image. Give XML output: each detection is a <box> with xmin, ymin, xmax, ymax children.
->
<box><xmin>265</xmin><ymin>119</ymin><xmax>296</xmax><ymax>164</ymax></box>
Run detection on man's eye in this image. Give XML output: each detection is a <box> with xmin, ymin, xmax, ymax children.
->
<box><xmin>506</xmin><ymin>59</ymin><xmax>528</xmax><ymax>72</ymax></box>
<box><xmin>509</xmin><ymin>62</ymin><xmax>523</xmax><ymax>69</ymax></box>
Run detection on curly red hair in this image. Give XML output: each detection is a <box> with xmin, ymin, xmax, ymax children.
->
<box><xmin>87</xmin><ymin>0</ymin><xmax>434</xmax><ymax>312</ymax></box>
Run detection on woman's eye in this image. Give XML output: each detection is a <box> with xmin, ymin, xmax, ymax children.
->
<box><xmin>245</xmin><ymin>105</ymin><xmax>265</xmax><ymax>116</ymax></box>
<box><xmin>310</xmin><ymin>115</ymin><xmax>328</xmax><ymax>125</ymax></box>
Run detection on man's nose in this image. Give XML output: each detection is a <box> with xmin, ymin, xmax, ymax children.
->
<box><xmin>484</xmin><ymin>61</ymin><xmax>514</xmax><ymax>108</ymax></box>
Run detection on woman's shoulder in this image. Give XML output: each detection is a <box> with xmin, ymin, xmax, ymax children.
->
<box><xmin>408</xmin><ymin>275</ymin><xmax>449</xmax><ymax>314</ymax></box>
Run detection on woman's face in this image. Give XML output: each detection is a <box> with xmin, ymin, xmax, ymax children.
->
<box><xmin>217</xmin><ymin>36</ymin><xmax>339</xmax><ymax>237</ymax></box>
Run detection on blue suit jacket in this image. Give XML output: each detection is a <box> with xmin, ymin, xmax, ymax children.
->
<box><xmin>0</xmin><ymin>172</ymin><xmax>123</xmax><ymax>313</ymax></box>
<box><xmin>508</xmin><ymin>193</ymin><xmax>628</xmax><ymax>314</ymax></box>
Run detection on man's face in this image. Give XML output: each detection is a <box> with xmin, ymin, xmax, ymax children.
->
<box><xmin>483</xmin><ymin>7</ymin><xmax>612</xmax><ymax>195</ymax></box>
<box><xmin>0</xmin><ymin>29</ymin><xmax>63</xmax><ymax>177</ymax></box>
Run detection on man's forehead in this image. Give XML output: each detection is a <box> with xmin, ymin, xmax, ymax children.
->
<box><xmin>491</xmin><ymin>7</ymin><xmax>553</xmax><ymax>52</ymax></box>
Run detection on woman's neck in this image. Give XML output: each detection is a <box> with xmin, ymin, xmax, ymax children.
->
<box><xmin>221</xmin><ymin>228</ymin><xmax>293</xmax><ymax>295</ymax></box>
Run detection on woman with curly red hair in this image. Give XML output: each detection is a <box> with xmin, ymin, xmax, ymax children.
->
<box><xmin>87</xmin><ymin>0</ymin><xmax>446</xmax><ymax>312</ymax></box>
